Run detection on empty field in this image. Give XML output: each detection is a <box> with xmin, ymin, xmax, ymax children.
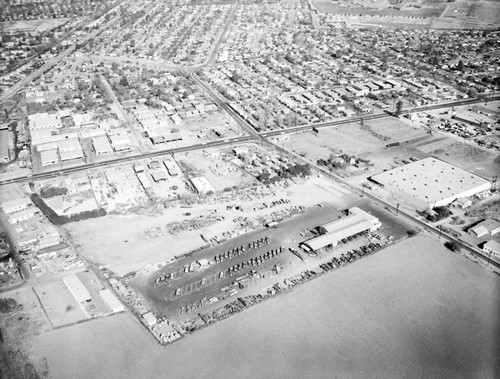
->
<box><xmin>33</xmin><ymin>235</ymin><xmax>500</xmax><ymax>378</ymax></box>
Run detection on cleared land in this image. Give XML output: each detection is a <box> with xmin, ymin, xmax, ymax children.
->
<box><xmin>32</xmin><ymin>235</ymin><xmax>500</xmax><ymax>378</ymax></box>
<box><xmin>63</xmin><ymin>176</ymin><xmax>356</xmax><ymax>275</ymax></box>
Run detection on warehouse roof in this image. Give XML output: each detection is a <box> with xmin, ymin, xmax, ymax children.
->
<box><xmin>304</xmin><ymin>207</ymin><xmax>381</xmax><ymax>251</ymax></box>
<box><xmin>370</xmin><ymin>158</ymin><xmax>490</xmax><ymax>207</ymax></box>
<box><xmin>319</xmin><ymin>207</ymin><xmax>380</xmax><ymax>235</ymax></box>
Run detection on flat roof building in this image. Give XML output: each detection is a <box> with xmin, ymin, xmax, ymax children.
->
<box><xmin>142</xmin><ymin>311</ymin><xmax>157</xmax><ymax>326</ymax></box>
<box><xmin>98</xmin><ymin>289</ymin><xmax>125</xmax><ymax>313</ymax></box>
<box><xmin>303</xmin><ymin>207</ymin><xmax>381</xmax><ymax>251</ymax></box>
<box><xmin>8</xmin><ymin>207</ymin><xmax>37</xmax><ymax>224</ymax></box>
<box><xmin>60</xmin><ymin>148</ymin><xmax>83</xmax><ymax>162</ymax></box>
<box><xmin>1</xmin><ymin>198</ymin><xmax>32</xmax><ymax>214</ymax></box>
<box><xmin>28</xmin><ymin>112</ymin><xmax>62</xmax><ymax>130</ymax></box>
<box><xmin>469</xmin><ymin>219</ymin><xmax>500</xmax><ymax>238</ymax></box>
<box><xmin>63</xmin><ymin>274</ymin><xmax>91</xmax><ymax>303</ymax></box>
<box><xmin>109</xmin><ymin>134</ymin><xmax>132</xmax><ymax>152</ymax></box>
<box><xmin>40</xmin><ymin>150</ymin><xmax>59</xmax><ymax>166</ymax></box>
<box><xmin>0</xmin><ymin>129</ymin><xmax>9</xmax><ymax>162</ymax></box>
<box><xmin>370</xmin><ymin>158</ymin><xmax>491</xmax><ymax>209</ymax></box>
<box><xmin>151</xmin><ymin>170</ymin><xmax>168</xmax><ymax>182</ymax></box>
<box><xmin>92</xmin><ymin>136</ymin><xmax>113</xmax><ymax>155</ymax></box>
<box><xmin>163</xmin><ymin>159</ymin><xmax>178</xmax><ymax>176</ymax></box>
<box><xmin>190</xmin><ymin>176</ymin><xmax>215</xmax><ymax>194</ymax></box>
<box><xmin>483</xmin><ymin>240</ymin><xmax>500</xmax><ymax>261</ymax></box>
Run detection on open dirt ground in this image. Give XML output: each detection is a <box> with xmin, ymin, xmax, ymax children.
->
<box><xmin>63</xmin><ymin>176</ymin><xmax>355</xmax><ymax>275</ymax></box>
<box><xmin>31</xmin><ymin>235</ymin><xmax>500</xmax><ymax>378</ymax></box>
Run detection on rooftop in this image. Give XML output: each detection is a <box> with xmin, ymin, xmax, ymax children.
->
<box><xmin>371</xmin><ymin>158</ymin><xmax>491</xmax><ymax>207</ymax></box>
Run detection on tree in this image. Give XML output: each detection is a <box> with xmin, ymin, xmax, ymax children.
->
<box><xmin>444</xmin><ymin>241</ymin><xmax>459</xmax><ymax>252</ymax></box>
<box><xmin>395</xmin><ymin>100</ymin><xmax>403</xmax><ymax>117</ymax></box>
<box><xmin>119</xmin><ymin>75</ymin><xmax>129</xmax><ymax>87</ymax></box>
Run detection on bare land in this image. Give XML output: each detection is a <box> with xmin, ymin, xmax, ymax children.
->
<box><xmin>32</xmin><ymin>235</ymin><xmax>500</xmax><ymax>378</ymax></box>
<box><xmin>63</xmin><ymin>176</ymin><xmax>354</xmax><ymax>275</ymax></box>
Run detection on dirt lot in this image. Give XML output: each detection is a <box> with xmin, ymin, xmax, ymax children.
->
<box><xmin>416</xmin><ymin>139</ymin><xmax>500</xmax><ymax>178</ymax></box>
<box><xmin>63</xmin><ymin>176</ymin><xmax>355</xmax><ymax>275</ymax></box>
<box><xmin>31</xmin><ymin>235</ymin><xmax>500</xmax><ymax>378</ymax></box>
<box><xmin>177</xmin><ymin>148</ymin><xmax>258</xmax><ymax>192</ymax></box>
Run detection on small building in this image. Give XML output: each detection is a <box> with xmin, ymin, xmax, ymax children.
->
<box><xmin>151</xmin><ymin>170</ymin><xmax>168</xmax><ymax>182</ymax></box>
<box><xmin>16</xmin><ymin>235</ymin><xmax>38</xmax><ymax>251</ymax></box>
<box><xmin>170</xmin><ymin>114</ymin><xmax>183</xmax><ymax>125</ymax></box>
<box><xmin>92</xmin><ymin>136</ymin><xmax>113</xmax><ymax>155</ymax></box>
<box><xmin>454</xmin><ymin>197</ymin><xmax>472</xmax><ymax>209</ymax></box>
<box><xmin>163</xmin><ymin>160</ymin><xmax>178</xmax><ymax>176</ymax></box>
<box><xmin>59</xmin><ymin>148</ymin><xmax>84</xmax><ymax>162</ymax></box>
<box><xmin>142</xmin><ymin>311</ymin><xmax>157</xmax><ymax>326</ymax></box>
<box><xmin>40</xmin><ymin>149</ymin><xmax>59</xmax><ymax>166</ymax></box>
<box><xmin>469</xmin><ymin>219</ymin><xmax>500</xmax><ymax>238</ymax></box>
<box><xmin>63</xmin><ymin>274</ymin><xmax>92</xmax><ymax>303</ymax></box>
<box><xmin>483</xmin><ymin>240</ymin><xmax>500</xmax><ymax>261</ymax></box>
<box><xmin>137</xmin><ymin>172</ymin><xmax>151</xmax><ymax>189</ymax></box>
<box><xmin>148</xmin><ymin>127</ymin><xmax>181</xmax><ymax>144</ymax></box>
<box><xmin>190</xmin><ymin>176</ymin><xmax>215</xmax><ymax>195</ymax></box>
<box><xmin>98</xmin><ymin>289</ymin><xmax>125</xmax><ymax>313</ymax></box>
<box><xmin>1</xmin><ymin>198</ymin><xmax>32</xmax><ymax>214</ymax></box>
<box><xmin>109</xmin><ymin>134</ymin><xmax>132</xmax><ymax>152</ymax></box>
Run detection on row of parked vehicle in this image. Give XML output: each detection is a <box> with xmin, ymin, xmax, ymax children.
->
<box><xmin>319</xmin><ymin>242</ymin><xmax>383</xmax><ymax>272</ymax></box>
<box><xmin>214</xmin><ymin>236</ymin><xmax>271</xmax><ymax>264</ymax></box>
<box><xmin>228</xmin><ymin>246</ymin><xmax>285</xmax><ymax>276</ymax></box>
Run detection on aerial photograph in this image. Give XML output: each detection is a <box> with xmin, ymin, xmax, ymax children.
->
<box><xmin>0</xmin><ymin>0</ymin><xmax>499</xmax><ymax>378</ymax></box>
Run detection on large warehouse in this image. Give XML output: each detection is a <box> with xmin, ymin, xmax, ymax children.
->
<box><xmin>302</xmin><ymin>207</ymin><xmax>381</xmax><ymax>251</ymax></box>
<box><xmin>370</xmin><ymin>158</ymin><xmax>491</xmax><ymax>209</ymax></box>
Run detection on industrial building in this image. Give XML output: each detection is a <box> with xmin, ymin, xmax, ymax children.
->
<box><xmin>468</xmin><ymin>219</ymin><xmax>500</xmax><ymax>238</ymax></box>
<box><xmin>63</xmin><ymin>274</ymin><xmax>92</xmax><ymax>303</ymax></box>
<box><xmin>98</xmin><ymin>289</ymin><xmax>125</xmax><ymax>313</ymax></box>
<box><xmin>1</xmin><ymin>197</ymin><xmax>32</xmax><ymax>214</ymax></box>
<box><xmin>8</xmin><ymin>208</ymin><xmax>38</xmax><ymax>224</ymax></box>
<box><xmin>302</xmin><ymin>207</ymin><xmax>381</xmax><ymax>251</ymax></box>
<box><xmin>370</xmin><ymin>158</ymin><xmax>491</xmax><ymax>209</ymax></box>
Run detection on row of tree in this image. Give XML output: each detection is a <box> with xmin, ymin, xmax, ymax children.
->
<box><xmin>30</xmin><ymin>194</ymin><xmax>107</xmax><ymax>225</ymax></box>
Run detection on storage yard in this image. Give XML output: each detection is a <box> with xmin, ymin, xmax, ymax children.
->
<box><xmin>125</xmin><ymin>202</ymin><xmax>410</xmax><ymax>329</ymax></box>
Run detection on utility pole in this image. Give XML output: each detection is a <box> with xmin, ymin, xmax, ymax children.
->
<box><xmin>396</xmin><ymin>202</ymin><xmax>400</xmax><ymax>216</ymax></box>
